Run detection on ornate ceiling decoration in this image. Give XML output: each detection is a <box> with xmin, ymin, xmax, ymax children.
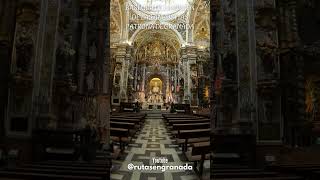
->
<box><xmin>191</xmin><ymin>0</ymin><xmax>210</xmax><ymax>47</ymax></box>
<box><xmin>111</xmin><ymin>0</ymin><xmax>122</xmax><ymax>44</ymax></box>
<box><xmin>133</xmin><ymin>29</ymin><xmax>180</xmax><ymax>65</ymax></box>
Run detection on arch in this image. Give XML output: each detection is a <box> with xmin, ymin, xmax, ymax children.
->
<box><xmin>129</xmin><ymin>22</ymin><xmax>186</xmax><ymax>45</ymax></box>
<box><xmin>145</xmin><ymin>72</ymin><xmax>167</xmax><ymax>94</ymax></box>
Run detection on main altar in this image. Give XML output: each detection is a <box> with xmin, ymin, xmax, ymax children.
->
<box><xmin>145</xmin><ymin>78</ymin><xmax>164</xmax><ymax>110</ymax></box>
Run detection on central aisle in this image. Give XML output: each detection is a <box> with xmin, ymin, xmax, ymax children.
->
<box><xmin>111</xmin><ymin>112</ymin><xmax>199</xmax><ymax>180</ymax></box>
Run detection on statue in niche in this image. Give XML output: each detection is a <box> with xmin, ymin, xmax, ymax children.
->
<box><xmin>115</xmin><ymin>63</ymin><xmax>122</xmax><ymax>72</ymax></box>
<box><xmin>191</xmin><ymin>65</ymin><xmax>198</xmax><ymax>88</ymax></box>
<box><xmin>152</xmin><ymin>82</ymin><xmax>160</xmax><ymax>93</ymax></box>
<box><xmin>258</xmin><ymin>32</ymin><xmax>277</xmax><ymax>75</ymax></box>
<box><xmin>89</xmin><ymin>42</ymin><xmax>97</xmax><ymax>60</ymax></box>
<box><xmin>179</xmin><ymin>78</ymin><xmax>184</xmax><ymax>90</ymax></box>
<box><xmin>153</xmin><ymin>41</ymin><xmax>162</xmax><ymax>57</ymax></box>
<box><xmin>114</xmin><ymin>73</ymin><xmax>121</xmax><ymax>85</ymax></box>
<box><xmin>191</xmin><ymin>66</ymin><xmax>198</xmax><ymax>78</ymax></box>
<box><xmin>16</xmin><ymin>24</ymin><xmax>34</xmax><ymax>73</ymax></box>
<box><xmin>86</xmin><ymin>71</ymin><xmax>95</xmax><ymax>91</ymax></box>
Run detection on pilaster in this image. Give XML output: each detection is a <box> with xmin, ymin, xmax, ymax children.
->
<box><xmin>32</xmin><ymin>0</ymin><xmax>61</xmax><ymax>129</ymax></box>
<box><xmin>227</xmin><ymin>0</ymin><xmax>257</xmax><ymax>134</ymax></box>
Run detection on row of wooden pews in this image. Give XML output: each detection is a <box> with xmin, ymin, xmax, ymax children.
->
<box><xmin>110</xmin><ymin>112</ymin><xmax>146</xmax><ymax>157</ymax></box>
<box><xmin>162</xmin><ymin>113</ymin><xmax>211</xmax><ymax>178</ymax></box>
<box><xmin>0</xmin><ymin>131</ymin><xmax>112</xmax><ymax>180</ymax></box>
<box><xmin>0</xmin><ymin>160</ymin><xmax>111</xmax><ymax>180</ymax></box>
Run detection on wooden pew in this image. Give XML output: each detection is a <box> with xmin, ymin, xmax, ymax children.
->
<box><xmin>110</xmin><ymin>128</ymin><xmax>129</xmax><ymax>152</ymax></box>
<box><xmin>110</xmin><ymin>112</ymin><xmax>146</xmax><ymax>154</ymax></box>
<box><xmin>112</xmin><ymin>113</ymin><xmax>146</xmax><ymax>118</ymax></box>
<box><xmin>110</xmin><ymin>118</ymin><xmax>142</xmax><ymax>131</ymax></box>
<box><xmin>185</xmin><ymin>141</ymin><xmax>210</xmax><ymax>178</ymax></box>
<box><xmin>163</xmin><ymin>115</ymin><xmax>200</xmax><ymax>120</ymax></box>
<box><xmin>164</xmin><ymin>117</ymin><xmax>208</xmax><ymax>126</ymax></box>
<box><xmin>110</xmin><ymin>122</ymin><xmax>136</xmax><ymax>136</ymax></box>
<box><xmin>112</xmin><ymin>115</ymin><xmax>144</xmax><ymax>119</ymax></box>
<box><xmin>167</xmin><ymin>119</ymin><xmax>210</xmax><ymax>127</ymax></box>
<box><xmin>178</xmin><ymin>128</ymin><xmax>210</xmax><ymax>152</ymax></box>
<box><xmin>170</xmin><ymin>122</ymin><xmax>210</xmax><ymax>137</ymax></box>
<box><xmin>172</xmin><ymin>123</ymin><xmax>210</xmax><ymax>131</ymax></box>
<box><xmin>163</xmin><ymin>115</ymin><xmax>201</xmax><ymax>121</ymax></box>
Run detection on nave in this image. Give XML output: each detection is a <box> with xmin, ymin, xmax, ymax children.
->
<box><xmin>109</xmin><ymin>111</ymin><xmax>318</xmax><ymax>180</ymax></box>
<box><xmin>111</xmin><ymin>112</ymin><xmax>208</xmax><ymax>179</ymax></box>
<box><xmin>1</xmin><ymin>110</ymin><xmax>320</xmax><ymax>180</ymax></box>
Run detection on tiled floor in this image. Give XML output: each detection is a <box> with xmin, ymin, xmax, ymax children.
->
<box><xmin>111</xmin><ymin>112</ymin><xmax>210</xmax><ymax>180</ymax></box>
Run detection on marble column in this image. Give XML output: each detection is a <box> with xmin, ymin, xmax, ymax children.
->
<box><xmin>185</xmin><ymin>46</ymin><xmax>198</xmax><ymax>105</ymax></box>
<box><xmin>181</xmin><ymin>47</ymin><xmax>189</xmax><ymax>103</ymax></box>
<box><xmin>197</xmin><ymin>54</ymin><xmax>205</xmax><ymax>107</ymax></box>
<box><xmin>134</xmin><ymin>63</ymin><xmax>138</xmax><ymax>91</ymax></box>
<box><xmin>115</xmin><ymin>44</ymin><xmax>126</xmax><ymax>102</ymax></box>
<box><xmin>174</xmin><ymin>64</ymin><xmax>178</xmax><ymax>102</ymax></box>
<box><xmin>142</xmin><ymin>63</ymin><xmax>147</xmax><ymax>93</ymax></box>
<box><xmin>166</xmin><ymin>64</ymin><xmax>170</xmax><ymax>102</ymax></box>
<box><xmin>124</xmin><ymin>46</ymin><xmax>132</xmax><ymax>101</ymax></box>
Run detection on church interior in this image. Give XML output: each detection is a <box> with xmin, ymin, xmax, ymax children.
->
<box><xmin>1</xmin><ymin>0</ymin><xmax>320</xmax><ymax>180</ymax></box>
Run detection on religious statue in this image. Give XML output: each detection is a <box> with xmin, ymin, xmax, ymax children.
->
<box><xmin>153</xmin><ymin>41</ymin><xmax>162</xmax><ymax>57</ymax></box>
<box><xmin>16</xmin><ymin>25</ymin><xmax>34</xmax><ymax>73</ymax></box>
<box><xmin>191</xmin><ymin>66</ymin><xmax>198</xmax><ymax>77</ymax></box>
<box><xmin>115</xmin><ymin>63</ymin><xmax>122</xmax><ymax>72</ymax></box>
<box><xmin>114</xmin><ymin>74</ymin><xmax>121</xmax><ymax>85</ymax></box>
<box><xmin>152</xmin><ymin>82</ymin><xmax>160</xmax><ymax>93</ymax></box>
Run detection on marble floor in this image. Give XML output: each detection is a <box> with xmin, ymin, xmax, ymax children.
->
<box><xmin>111</xmin><ymin>112</ymin><xmax>210</xmax><ymax>180</ymax></box>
